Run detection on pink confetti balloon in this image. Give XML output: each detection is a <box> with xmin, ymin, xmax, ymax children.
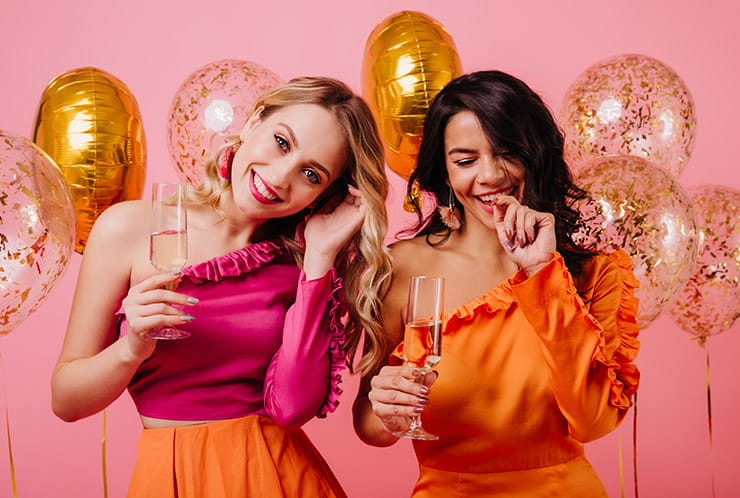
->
<box><xmin>0</xmin><ymin>131</ymin><xmax>76</xmax><ymax>336</ymax></box>
<box><xmin>561</xmin><ymin>54</ymin><xmax>697</xmax><ymax>178</ymax></box>
<box><xmin>668</xmin><ymin>185</ymin><xmax>739</xmax><ymax>339</ymax></box>
<box><xmin>572</xmin><ymin>155</ymin><xmax>699</xmax><ymax>328</ymax></box>
<box><xmin>167</xmin><ymin>59</ymin><xmax>283</xmax><ymax>186</ymax></box>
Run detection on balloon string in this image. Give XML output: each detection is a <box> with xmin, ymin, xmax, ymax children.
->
<box><xmin>700</xmin><ymin>338</ymin><xmax>716</xmax><ymax>498</ymax></box>
<box><xmin>0</xmin><ymin>352</ymin><xmax>18</xmax><ymax>498</ymax></box>
<box><xmin>633</xmin><ymin>393</ymin><xmax>639</xmax><ymax>498</ymax></box>
<box><xmin>618</xmin><ymin>431</ymin><xmax>624</xmax><ymax>498</ymax></box>
<box><xmin>102</xmin><ymin>409</ymin><xmax>108</xmax><ymax>498</ymax></box>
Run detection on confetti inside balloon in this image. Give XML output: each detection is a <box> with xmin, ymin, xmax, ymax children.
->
<box><xmin>167</xmin><ymin>59</ymin><xmax>282</xmax><ymax>186</ymax></box>
<box><xmin>560</xmin><ymin>54</ymin><xmax>697</xmax><ymax>178</ymax></box>
<box><xmin>362</xmin><ymin>11</ymin><xmax>462</xmax><ymax>181</ymax></box>
<box><xmin>572</xmin><ymin>155</ymin><xmax>698</xmax><ymax>328</ymax></box>
<box><xmin>0</xmin><ymin>131</ymin><xmax>76</xmax><ymax>336</ymax></box>
<box><xmin>668</xmin><ymin>185</ymin><xmax>739</xmax><ymax>339</ymax></box>
<box><xmin>33</xmin><ymin>67</ymin><xmax>147</xmax><ymax>253</ymax></box>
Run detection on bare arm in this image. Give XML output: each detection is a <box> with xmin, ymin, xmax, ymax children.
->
<box><xmin>51</xmin><ymin>202</ymin><xmax>195</xmax><ymax>421</ymax></box>
<box><xmin>352</xmin><ymin>244</ymin><xmax>434</xmax><ymax>446</ymax></box>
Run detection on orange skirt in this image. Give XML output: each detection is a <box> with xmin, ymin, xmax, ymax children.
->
<box><xmin>127</xmin><ymin>415</ymin><xmax>346</xmax><ymax>498</ymax></box>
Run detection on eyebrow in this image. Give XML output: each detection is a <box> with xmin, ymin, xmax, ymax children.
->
<box><xmin>279</xmin><ymin>122</ymin><xmax>333</xmax><ymax>180</ymax></box>
<box><xmin>447</xmin><ymin>147</ymin><xmax>478</xmax><ymax>156</ymax></box>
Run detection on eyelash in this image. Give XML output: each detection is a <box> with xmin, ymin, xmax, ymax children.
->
<box><xmin>303</xmin><ymin>169</ymin><xmax>320</xmax><ymax>185</ymax></box>
<box><xmin>454</xmin><ymin>158</ymin><xmax>475</xmax><ymax>167</ymax></box>
<box><xmin>275</xmin><ymin>134</ymin><xmax>289</xmax><ymax>151</ymax></box>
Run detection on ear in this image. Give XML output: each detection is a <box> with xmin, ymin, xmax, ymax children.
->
<box><xmin>240</xmin><ymin>105</ymin><xmax>265</xmax><ymax>141</ymax></box>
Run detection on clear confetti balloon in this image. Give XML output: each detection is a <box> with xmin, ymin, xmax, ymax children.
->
<box><xmin>362</xmin><ymin>10</ymin><xmax>462</xmax><ymax>181</ymax></box>
<box><xmin>167</xmin><ymin>59</ymin><xmax>282</xmax><ymax>186</ymax></box>
<box><xmin>0</xmin><ymin>131</ymin><xmax>76</xmax><ymax>336</ymax></box>
<box><xmin>572</xmin><ymin>155</ymin><xmax>698</xmax><ymax>328</ymax></box>
<box><xmin>560</xmin><ymin>54</ymin><xmax>697</xmax><ymax>178</ymax></box>
<box><xmin>668</xmin><ymin>185</ymin><xmax>739</xmax><ymax>339</ymax></box>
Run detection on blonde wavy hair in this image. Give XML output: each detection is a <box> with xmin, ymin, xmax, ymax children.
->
<box><xmin>191</xmin><ymin>76</ymin><xmax>392</xmax><ymax>376</ymax></box>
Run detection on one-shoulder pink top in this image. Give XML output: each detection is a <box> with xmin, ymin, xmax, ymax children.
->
<box><xmin>118</xmin><ymin>240</ymin><xmax>346</xmax><ymax>429</ymax></box>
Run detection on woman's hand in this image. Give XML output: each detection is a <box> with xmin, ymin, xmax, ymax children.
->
<box><xmin>121</xmin><ymin>271</ymin><xmax>197</xmax><ymax>360</ymax></box>
<box><xmin>303</xmin><ymin>186</ymin><xmax>366</xmax><ymax>276</ymax></box>
<box><xmin>367</xmin><ymin>365</ymin><xmax>437</xmax><ymax>435</ymax></box>
<box><xmin>492</xmin><ymin>196</ymin><xmax>556</xmax><ymax>276</ymax></box>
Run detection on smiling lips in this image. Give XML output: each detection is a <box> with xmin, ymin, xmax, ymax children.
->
<box><xmin>250</xmin><ymin>171</ymin><xmax>282</xmax><ymax>204</ymax></box>
<box><xmin>475</xmin><ymin>186</ymin><xmax>517</xmax><ymax>205</ymax></box>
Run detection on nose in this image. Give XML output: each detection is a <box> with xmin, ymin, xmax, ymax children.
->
<box><xmin>476</xmin><ymin>155</ymin><xmax>507</xmax><ymax>185</ymax></box>
<box><xmin>264</xmin><ymin>157</ymin><xmax>298</xmax><ymax>191</ymax></box>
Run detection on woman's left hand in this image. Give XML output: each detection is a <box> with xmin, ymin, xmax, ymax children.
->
<box><xmin>303</xmin><ymin>186</ymin><xmax>365</xmax><ymax>273</ymax></box>
<box><xmin>492</xmin><ymin>196</ymin><xmax>556</xmax><ymax>277</ymax></box>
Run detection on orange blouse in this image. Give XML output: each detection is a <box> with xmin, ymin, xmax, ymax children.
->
<box><xmin>392</xmin><ymin>251</ymin><xmax>640</xmax><ymax>497</ymax></box>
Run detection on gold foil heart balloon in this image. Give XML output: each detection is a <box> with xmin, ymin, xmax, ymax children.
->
<box><xmin>0</xmin><ymin>131</ymin><xmax>76</xmax><ymax>335</ymax></box>
<box><xmin>362</xmin><ymin>11</ymin><xmax>462</xmax><ymax>181</ymax></box>
<box><xmin>32</xmin><ymin>67</ymin><xmax>146</xmax><ymax>253</ymax></box>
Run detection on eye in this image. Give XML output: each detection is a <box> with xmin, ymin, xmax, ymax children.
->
<box><xmin>303</xmin><ymin>168</ymin><xmax>321</xmax><ymax>185</ymax></box>
<box><xmin>454</xmin><ymin>158</ymin><xmax>476</xmax><ymax>167</ymax></box>
<box><xmin>274</xmin><ymin>134</ymin><xmax>289</xmax><ymax>151</ymax></box>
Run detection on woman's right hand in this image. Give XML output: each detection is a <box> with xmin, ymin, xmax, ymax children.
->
<box><xmin>120</xmin><ymin>271</ymin><xmax>197</xmax><ymax>359</ymax></box>
<box><xmin>368</xmin><ymin>365</ymin><xmax>437</xmax><ymax>435</ymax></box>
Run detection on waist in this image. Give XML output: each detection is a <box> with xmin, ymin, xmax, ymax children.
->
<box><xmin>140</xmin><ymin>415</ymin><xmax>254</xmax><ymax>429</ymax></box>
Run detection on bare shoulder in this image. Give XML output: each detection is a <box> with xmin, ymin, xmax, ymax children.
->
<box><xmin>389</xmin><ymin>236</ymin><xmax>437</xmax><ymax>273</ymax></box>
<box><xmin>87</xmin><ymin>200</ymin><xmax>149</xmax><ymax>245</ymax></box>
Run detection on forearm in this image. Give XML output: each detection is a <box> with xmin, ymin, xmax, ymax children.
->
<box><xmin>52</xmin><ymin>335</ymin><xmax>146</xmax><ymax>422</ymax></box>
<box><xmin>352</xmin><ymin>396</ymin><xmax>400</xmax><ymax>447</ymax></box>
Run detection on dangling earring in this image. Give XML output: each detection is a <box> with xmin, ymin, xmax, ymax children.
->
<box><xmin>217</xmin><ymin>141</ymin><xmax>240</xmax><ymax>180</ymax></box>
<box><xmin>438</xmin><ymin>189</ymin><xmax>462</xmax><ymax>230</ymax></box>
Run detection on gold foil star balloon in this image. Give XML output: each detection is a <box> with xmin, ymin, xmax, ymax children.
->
<box><xmin>572</xmin><ymin>155</ymin><xmax>699</xmax><ymax>328</ymax></box>
<box><xmin>0</xmin><ymin>131</ymin><xmax>76</xmax><ymax>336</ymax></box>
<box><xmin>560</xmin><ymin>54</ymin><xmax>697</xmax><ymax>178</ymax></box>
<box><xmin>32</xmin><ymin>67</ymin><xmax>146</xmax><ymax>254</ymax></box>
<box><xmin>167</xmin><ymin>59</ymin><xmax>282</xmax><ymax>186</ymax></box>
<box><xmin>362</xmin><ymin>11</ymin><xmax>462</xmax><ymax>183</ymax></box>
<box><xmin>668</xmin><ymin>185</ymin><xmax>739</xmax><ymax>339</ymax></box>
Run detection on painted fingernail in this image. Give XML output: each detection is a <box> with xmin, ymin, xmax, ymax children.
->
<box><xmin>419</xmin><ymin>386</ymin><xmax>430</xmax><ymax>395</ymax></box>
<box><xmin>411</xmin><ymin>369</ymin><xmax>421</xmax><ymax>377</ymax></box>
<box><xmin>418</xmin><ymin>397</ymin><xmax>430</xmax><ymax>405</ymax></box>
<box><xmin>172</xmin><ymin>269</ymin><xmax>181</xmax><ymax>276</ymax></box>
<box><xmin>181</xmin><ymin>315</ymin><xmax>195</xmax><ymax>321</ymax></box>
<box><xmin>413</xmin><ymin>407</ymin><xmax>424</xmax><ymax>413</ymax></box>
<box><xmin>504</xmin><ymin>239</ymin><xmax>516</xmax><ymax>251</ymax></box>
<box><xmin>187</xmin><ymin>297</ymin><xmax>200</xmax><ymax>304</ymax></box>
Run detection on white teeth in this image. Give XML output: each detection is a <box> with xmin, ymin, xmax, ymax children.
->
<box><xmin>253</xmin><ymin>174</ymin><xmax>277</xmax><ymax>200</ymax></box>
<box><xmin>477</xmin><ymin>187</ymin><xmax>516</xmax><ymax>204</ymax></box>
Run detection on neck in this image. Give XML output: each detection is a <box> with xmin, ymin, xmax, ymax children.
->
<box><xmin>452</xmin><ymin>214</ymin><xmax>511</xmax><ymax>263</ymax></box>
<box><xmin>212</xmin><ymin>188</ymin><xmax>265</xmax><ymax>245</ymax></box>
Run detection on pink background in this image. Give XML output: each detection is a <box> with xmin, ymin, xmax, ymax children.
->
<box><xmin>1</xmin><ymin>1</ymin><xmax>739</xmax><ymax>496</ymax></box>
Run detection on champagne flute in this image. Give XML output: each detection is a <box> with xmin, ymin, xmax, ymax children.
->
<box><xmin>393</xmin><ymin>275</ymin><xmax>444</xmax><ymax>440</ymax></box>
<box><xmin>148</xmin><ymin>182</ymin><xmax>190</xmax><ymax>340</ymax></box>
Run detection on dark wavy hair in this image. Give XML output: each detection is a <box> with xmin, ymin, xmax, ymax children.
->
<box><xmin>406</xmin><ymin>70</ymin><xmax>593</xmax><ymax>275</ymax></box>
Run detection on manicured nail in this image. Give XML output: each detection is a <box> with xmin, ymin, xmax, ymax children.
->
<box><xmin>172</xmin><ymin>268</ymin><xmax>181</xmax><ymax>276</ymax></box>
<box><xmin>413</xmin><ymin>407</ymin><xmax>424</xmax><ymax>413</ymax></box>
<box><xmin>504</xmin><ymin>239</ymin><xmax>516</xmax><ymax>251</ymax></box>
<box><xmin>187</xmin><ymin>297</ymin><xmax>200</xmax><ymax>304</ymax></box>
<box><xmin>419</xmin><ymin>386</ymin><xmax>430</xmax><ymax>396</ymax></box>
<box><xmin>411</xmin><ymin>369</ymin><xmax>421</xmax><ymax>377</ymax></box>
<box><xmin>181</xmin><ymin>315</ymin><xmax>195</xmax><ymax>321</ymax></box>
<box><xmin>418</xmin><ymin>397</ymin><xmax>430</xmax><ymax>405</ymax></box>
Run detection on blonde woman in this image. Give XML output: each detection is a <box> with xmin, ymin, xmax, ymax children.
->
<box><xmin>52</xmin><ymin>77</ymin><xmax>391</xmax><ymax>498</ymax></box>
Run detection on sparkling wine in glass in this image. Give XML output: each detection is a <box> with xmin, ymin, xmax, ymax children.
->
<box><xmin>393</xmin><ymin>275</ymin><xmax>444</xmax><ymax>440</ymax></box>
<box><xmin>148</xmin><ymin>183</ymin><xmax>190</xmax><ymax>340</ymax></box>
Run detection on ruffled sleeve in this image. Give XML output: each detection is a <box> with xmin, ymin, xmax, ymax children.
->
<box><xmin>508</xmin><ymin>250</ymin><xmax>640</xmax><ymax>442</ymax></box>
<box><xmin>262</xmin><ymin>268</ymin><xmax>348</xmax><ymax>428</ymax></box>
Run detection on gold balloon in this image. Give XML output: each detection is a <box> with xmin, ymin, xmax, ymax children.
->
<box><xmin>32</xmin><ymin>67</ymin><xmax>146</xmax><ymax>253</ymax></box>
<box><xmin>362</xmin><ymin>11</ymin><xmax>462</xmax><ymax>180</ymax></box>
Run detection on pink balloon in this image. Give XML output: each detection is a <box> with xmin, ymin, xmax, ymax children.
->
<box><xmin>0</xmin><ymin>131</ymin><xmax>76</xmax><ymax>336</ymax></box>
<box><xmin>560</xmin><ymin>54</ymin><xmax>697</xmax><ymax>178</ymax></box>
<box><xmin>572</xmin><ymin>155</ymin><xmax>699</xmax><ymax>328</ymax></box>
<box><xmin>167</xmin><ymin>59</ymin><xmax>283</xmax><ymax>186</ymax></box>
<box><xmin>668</xmin><ymin>185</ymin><xmax>739</xmax><ymax>339</ymax></box>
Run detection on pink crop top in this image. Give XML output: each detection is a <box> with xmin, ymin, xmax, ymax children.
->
<box><xmin>118</xmin><ymin>240</ymin><xmax>347</xmax><ymax>429</ymax></box>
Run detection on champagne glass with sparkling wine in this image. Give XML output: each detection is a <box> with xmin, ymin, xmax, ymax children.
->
<box><xmin>393</xmin><ymin>276</ymin><xmax>444</xmax><ymax>440</ymax></box>
<box><xmin>148</xmin><ymin>183</ymin><xmax>190</xmax><ymax>339</ymax></box>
